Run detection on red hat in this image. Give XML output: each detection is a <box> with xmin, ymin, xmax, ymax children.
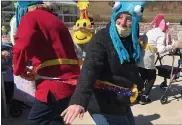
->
<box><xmin>150</xmin><ymin>14</ymin><xmax>168</xmax><ymax>32</ymax></box>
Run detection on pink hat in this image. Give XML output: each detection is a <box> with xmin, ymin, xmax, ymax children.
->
<box><xmin>150</xmin><ymin>14</ymin><xmax>168</xmax><ymax>32</ymax></box>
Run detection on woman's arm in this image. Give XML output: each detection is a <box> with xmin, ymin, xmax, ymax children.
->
<box><xmin>69</xmin><ymin>31</ymin><xmax>106</xmax><ymax>109</ymax></box>
<box><xmin>156</xmin><ymin>36</ymin><xmax>173</xmax><ymax>54</ymax></box>
<box><xmin>61</xmin><ymin>30</ymin><xmax>107</xmax><ymax>124</ymax></box>
<box><xmin>1</xmin><ymin>50</ymin><xmax>10</xmax><ymax>59</ymax></box>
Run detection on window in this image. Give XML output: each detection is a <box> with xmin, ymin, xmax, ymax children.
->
<box><xmin>71</xmin><ymin>16</ymin><xmax>77</xmax><ymax>22</ymax></box>
<box><xmin>57</xmin><ymin>4</ymin><xmax>78</xmax><ymax>22</ymax></box>
<box><xmin>69</xmin><ymin>6</ymin><xmax>77</xmax><ymax>15</ymax></box>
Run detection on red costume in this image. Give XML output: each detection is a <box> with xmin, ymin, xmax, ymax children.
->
<box><xmin>13</xmin><ymin>9</ymin><xmax>80</xmax><ymax>102</ymax></box>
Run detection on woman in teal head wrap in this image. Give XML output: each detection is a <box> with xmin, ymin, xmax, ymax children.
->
<box><xmin>110</xmin><ymin>2</ymin><xmax>146</xmax><ymax>64</ymax></box>
<box><xmin>61</xmin><ymin>1</ymin><xmax>147</xmax><ymax>125</ymax></box>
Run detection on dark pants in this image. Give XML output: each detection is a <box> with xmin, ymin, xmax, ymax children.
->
<box><xmin>28</xmin><ymin>92</ymin><xmax>70</xmax><ymax>125</ymax></box>
<box><xmin>4</xmin><ymin>81</ymin><xmax>14</xmax><ymax>104</ymax></box>
<box><xmin>90</xmin><ymin>107</ymin><xmax>135</xmax><ymax>125</ymax></box>
<box><xmin>138</xmin><ymin>67</ymin><xmax>156</xmax><ymax>96</ymax></box>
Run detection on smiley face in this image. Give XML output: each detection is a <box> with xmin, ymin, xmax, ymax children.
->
<box><xmin>72</xmin><ymin>18</ymin><xmax>93</xmax><ymax>44</ymax></box>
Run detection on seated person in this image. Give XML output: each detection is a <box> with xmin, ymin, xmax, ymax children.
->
<box><xmin>1</xmin><ymin>43</ymin><xmax>14</xmax><ymax>104</ymax></box>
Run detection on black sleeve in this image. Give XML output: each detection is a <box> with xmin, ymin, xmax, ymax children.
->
<box><xmin>69</xmin><ymin>30</ymin><xmax>106</xmax><ymax>109</ymax></box>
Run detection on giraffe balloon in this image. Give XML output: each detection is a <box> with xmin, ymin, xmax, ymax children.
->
<box><xmin>72</xmin><ymin>0</ymin><xmax>94</xmax><ymax>44</ymax></box>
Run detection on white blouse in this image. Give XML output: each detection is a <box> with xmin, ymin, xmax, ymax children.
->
<box><xmin>137</xmin><ymin>28</ymin><xmax>173</xmax><ymax>69</ymax></box>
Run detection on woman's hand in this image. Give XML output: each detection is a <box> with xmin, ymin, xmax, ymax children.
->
<box><xmin>172</xmin><ymin>40</ymin><xmax>182</xmax><ymax>49</ymax></box>
<box><xmin>1</xmin><ymin>50</ymin><xmax>10</xmax><ymax>59</ymax></box>
<box><xmin>61</xmin><ymin>104</ymin><xmax>85</xmax><ymax>124</ymax></box>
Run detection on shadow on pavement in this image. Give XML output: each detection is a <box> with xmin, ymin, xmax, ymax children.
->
<box><xmin>1</xmin><ymin>107</ymin><xmax>30</xmax><ymax>125</ymax></box>
<box><xmin>135</xmin><ymin>114</ymin><xmax>160</xmax><ymax>125</ymax></box>
<box><xmin>132</xmin><ymin>81</ymin><xmax>182</xmax><ymax>106</ymax></box>
<box><xmin>151</xmin><ymin>83</ymin><xmax>182</xmax><ymax>103</ymax></box>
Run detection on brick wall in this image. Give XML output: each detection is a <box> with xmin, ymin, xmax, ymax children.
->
<box><xmin>67</xmin><ymin>22</ymin><xmax>182</xmax><ymax>40</ymax></box>
<box><xmin>139</xmin><ymin>23</ymin><xmax>182</xmax><ymax>40</ymax></box>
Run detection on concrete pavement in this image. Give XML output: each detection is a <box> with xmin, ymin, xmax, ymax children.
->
<box><xmin>2</xmin><ymin>55</ymin><xmax>182</xmax><ymax>125</ymax></box>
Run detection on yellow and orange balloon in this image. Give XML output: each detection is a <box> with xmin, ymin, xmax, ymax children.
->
<box><xmin>72</xmin><ymin>0</ymin><xmax>94</xmax><ymax>44</ymax></box>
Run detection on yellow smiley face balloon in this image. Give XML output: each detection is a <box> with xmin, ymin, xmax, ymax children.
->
<box><xmin>73</xmin><ymin>18</ymin><xmax>93</xmax><ymax>44</ymax></box>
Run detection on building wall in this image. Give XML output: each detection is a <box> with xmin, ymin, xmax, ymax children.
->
<box><xmin>1</xmin><ymin>2</ymin><xmax>79</xmax><ymax>26</ymax></box>
<box><xmin>66</xmin><ymin>22</ymin><xmax>182</xmax><ymax>41</ymax></box>
<box><xmin>139</xmin><ymin>23</ymin><xmax>182</xmax><ymax>41</ymax></box>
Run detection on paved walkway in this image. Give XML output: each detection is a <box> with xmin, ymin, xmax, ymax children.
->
<box><xmin>2</xmin><ymin>55</ymin><xmax>182</xmax><ymax>125</ymax></box>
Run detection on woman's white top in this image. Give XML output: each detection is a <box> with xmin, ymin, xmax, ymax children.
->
<box><xmin>137</xmin><ymin>28</ymin><xmax>173</xmax><ymax>69</ymax></box>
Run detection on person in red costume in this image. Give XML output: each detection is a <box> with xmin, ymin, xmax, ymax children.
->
<box><xmin>13</xmin><ymin>1</ymin><xmax>80</xmax><ymax>125</ymax></box>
